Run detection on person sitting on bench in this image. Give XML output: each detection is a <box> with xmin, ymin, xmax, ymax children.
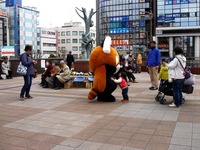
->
<box><xmin>1</xmin><ymin>57</ymin><xmax>12</xmax><ymax>79</ymax></box>
<box><xmin>53</xmin><ymin>60</ymin><xmax>71</xmax><ymax>90</ymax></box>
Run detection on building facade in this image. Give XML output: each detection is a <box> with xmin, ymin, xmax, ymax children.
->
<box><xmin>0</xmin><ymin>8</ymin><xmax>8</xmax><ymax>47</ymax></box>
<box><xmin>156</xmin><ymin>0</ymin><xmax>200</xmax><ymax>58</ymax></box>
<box><xmin>96</xmin><ymin>0</ymin><xmax>156</xmax><ymax>56</ymax></box>
<box><xmin>0</xmin><ymin>1</ymin><xmax>39</xmax><ymax>57</ymax></box>
<box><xmin>57</xmin><ymin>22</ymin><xmax>96</xmax><ymax>59</ymax></box>
<box><xmin>37</xmin><ymin>27</ymin><xmax>57</xmax><ymax>58</ymax></box>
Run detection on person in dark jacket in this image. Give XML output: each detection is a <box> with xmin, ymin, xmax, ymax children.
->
<box><xmin>20</xmin><ymin>45</ymin><xmax>37</xmax><ymax>101</ymax></box>
<box><xmin>147</xmin><ymin>41</ymin><xmax>161</xmax><ymax>90</ymax></box>
<box><xmin>41</xmin><ymin>61</ymin><xmax>53</xmax><ymax>88</ymax></box>
<box><xmin>66</xmin><ymin>51</ymin><xmax>74</xmax><ymax>70</ymax></box>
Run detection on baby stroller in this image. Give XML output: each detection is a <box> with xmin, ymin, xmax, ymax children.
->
<box><xmin>155</xmin><ymin>80</ymin><xmax>186</xmax><ymax>105</ymax></box>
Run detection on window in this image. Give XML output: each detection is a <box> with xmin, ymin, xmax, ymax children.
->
<box><xmin>79</xmin><ymin>31</ymin><xmax>84</xmax><ymax>36</ymax></box>
<box><xmin>61</xmin><ymin>31</ymin><xmax>65</xmax><ymax>36</ymax></box>
<box><xmin>58</xmin><ymin>32</ymin><xmax>60</xmax><ymax>36</ymax></box>
<box><xmin>58</xmin><ymin>39</ymin><xmax>60</xmax><ymax>44</ymax></box>
<box><xmin>66</xmin><ymin>39</ymin><xmax>71</xmax><ymax>43</ymax></box>
<box><xmin>72</xmin><ymin>46</ymin><xmax>78</xmax><ymax>51</ymax></box>
<box><xmin>72</xmin><ymin>31</ymin><xmax>78</xmax><ymax>36</ymax></box>
<box><xmin>61</xmin><ymin>47</ymin><xmax>65</xmax><ymax>50</ymax></box>
<box><xmin>66</xmin><ymin>31</ymin><xmax>70</xmax><ymax>36</ymax></box>
<box><xmin>61</xmin><ymin>39</ymin><xmax>65</xmax><ymax>44</ymax></box>
<box><xmin>79</xmin><ymin>46</ymin><xmax>82</xmax><ymax>51</ymax></box>
<box><xmin>79</xmin><ymin>39</ymin><xmax>82</xmax><ymax>43</ymax></box>
<box><xmin>72</xmin><ymin>39</ymin><xmax>78</xmax><ymax>43</ymax></box>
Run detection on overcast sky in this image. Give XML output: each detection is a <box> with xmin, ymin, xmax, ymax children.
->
<box><xmin>23</xmin><ymin>0</ymin><xmax>96</xmax><ymax>28</ymax></box>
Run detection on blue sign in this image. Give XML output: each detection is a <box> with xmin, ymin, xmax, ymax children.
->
<box><xmin>110</xmin><ymin>16</ymin><xmax>130</xmax><ymax>34</ymax></box>
<box><xmin>140</xmin><ymin>21</ymin><xmax>145</xmax><ymax>27</ymax></box>
<box><xmin>6</xmin><ymin>0</ymin><xmax>22</xmax><ymax>7</ymax></box>
<box><xmin>165</xmin><ymin>0</ymin><xmax>191</xmax><ymax>5</ymax></box>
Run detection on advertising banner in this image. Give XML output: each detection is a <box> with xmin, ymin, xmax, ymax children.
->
<box><xmin>1</xmin><ymin>46</ymin><xmax>15</xmax><ymax>57</ymax></box>
<box><xmin>0</xmin><ymin>9</ymin><xmax>7</xmax><ymax>17</ymax></box>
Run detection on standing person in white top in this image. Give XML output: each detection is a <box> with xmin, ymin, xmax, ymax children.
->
<box><xmin>164</xmin><ymin>47</ymin><xmax>186</xmax><ymax>108</ymax></box>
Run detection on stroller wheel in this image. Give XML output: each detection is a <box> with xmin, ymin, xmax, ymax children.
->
<box><xmin>160</xmin><ymin>98</ymin><xmax>167</xmax><ymax>105</ymax></box>
<box><xmin>155</xmin><ymin>95</ymin><xmax>159</xmax><ymax>101</ymax></box>
<box><xmin>155</xmin><ymin>93</ymin><xmax>163</xmax><ymax>102</ymax></box>
<box><xmin>182</xmin><ymin>98</ymin><xmax>185</xmax><ymax>104</ymax></box>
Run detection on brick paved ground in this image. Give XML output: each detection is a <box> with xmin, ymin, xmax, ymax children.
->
<box><xmin>0</xmin><ymin>73</ymin><xmax>199</xmax><ymax>150</ymax></box>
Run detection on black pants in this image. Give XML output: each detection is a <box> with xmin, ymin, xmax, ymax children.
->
<box><xmin>122</xmin><ymin>87</ymin><xmax>129</xmax><ymax>100</ymax></box>
<box><xmin>53</xmin><ymin>77</ymin><xmax>62</xmax><ymax>88</ymax></box>
<box><xmin>6</xmin><ymin>70</ymin><xmax>12</xmax><ymax>79</ymax></box>
<box><xmin>67</xmin><ymin>62</ymin><xmax>72</xmax><ymax>70</ymax></box>
<box><xmin>126</xmin><ymin>72</ymin><xmax>136</xmax><ymax>81</ymax></box>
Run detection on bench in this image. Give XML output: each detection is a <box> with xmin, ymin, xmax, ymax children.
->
<box><xmin>64</xmin><ymin>76</ymin><xmax>94</xmax><ymax>89</ymax></box>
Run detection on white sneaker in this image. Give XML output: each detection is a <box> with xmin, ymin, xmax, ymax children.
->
<box><xmin>169</xmin><ymin>103</ymin><xmax>177</xmax><ymax>108</ymax></box>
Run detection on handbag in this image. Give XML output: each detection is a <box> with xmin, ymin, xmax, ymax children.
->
<box><xmin>184</xmin><ymin>74</ymin><xmax>195</xmax><ymax>85</ymax></box>
<box><xmin>176</xmin><ymin>57</ymin><xmax>191</xmax><ymax>79</ymax></box>
<box><xmin>17</xmin><ymin>62</ymin><xmax>27</xmax><ymax>75</ymax></box>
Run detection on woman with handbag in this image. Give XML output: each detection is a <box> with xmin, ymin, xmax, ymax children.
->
<box><xmin>20</xmin><ymin>45</ymin><xmax>37</xmax><ymax>101</ymax></box>
<box><xmin>164</xmin><ymin>47</ymin><xmax>186</xmax><ymax>108</ymax></box>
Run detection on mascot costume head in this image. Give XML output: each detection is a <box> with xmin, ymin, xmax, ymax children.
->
<box><xmin>88</xmin><ymin>36</ymin><xmax>120</xmax><ymax>102</ymax></box>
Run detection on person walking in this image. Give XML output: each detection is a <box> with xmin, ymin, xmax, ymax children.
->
<box><xmin>137</xmin><ymin>53</ymin><xmax>143</xmax><ymax>73</ymax></box>
<box><xmin>147</xmin><ymin>41</ymin><xmax>161</xmax><ymax>90</ymax></box>
<box><xmin>164</xmin><ymin>47</ymin><xmax>186</xmax><ymax>108</ymax></box>
<box><xmin>66</xmin><ymin>51</ymin><xmax>74</xmax><ymax>70</ymax></box>
<box><xmin>1</xmin><ymin>57</ymin><xmax>12</xmax><ymax>79</ymax></box>
<box><xmin>20</xmin><ymin>45</ymin><xmax>37</xmax><ymax>101</ymax></box>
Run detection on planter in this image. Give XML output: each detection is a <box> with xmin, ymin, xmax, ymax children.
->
<box><xmin>74</xmin><ymin>60</ymin><xmax>90</xmax><ymax>72</ymax></box>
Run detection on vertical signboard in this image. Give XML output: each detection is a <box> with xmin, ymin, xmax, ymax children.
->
<box><xmin>6</xmin><ymin>0</ymin><xmax>22</xmax><ymax>7</ymax></box>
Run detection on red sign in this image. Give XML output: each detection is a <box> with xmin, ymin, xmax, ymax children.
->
<box><xmin>0</xmin><ymin>9</ymin><xmax>7</xmax><ymax>17</ymax></box>
<box><xmin>112</xmin><ymin>40</ymin><xmax>129</xmax><ymax>46</ymax></box>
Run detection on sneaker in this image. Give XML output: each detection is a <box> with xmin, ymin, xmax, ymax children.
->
<box><xmin>19</xmin><ymin>97</ymin><xmax>25</xmax><ymax>101</ymax></box>
<box><xmin>25</xmin><ymin>96</ymin><xmax>33</xmax><ymax>99</ymax></box>
<box><xmin>169</xmin><ymin>103</ymin><xmax>178</xmax><ymax>108</ymax></box>
<box><xmin>132</xmin><ymin>80</ymin><xmax>138</xmax><ymax>83</ymax></box>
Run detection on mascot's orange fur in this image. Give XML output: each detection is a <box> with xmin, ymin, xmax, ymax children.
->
<box><xmin>88</xmin><ymin>36</ymin><xmax>120</xmax><ymax>102</ymax></box>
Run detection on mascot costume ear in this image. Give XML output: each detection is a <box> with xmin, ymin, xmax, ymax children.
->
<box><xmin>88</xmin><ymin>36</ymin><xmax>120</xmax><ymax>102</ymax></box>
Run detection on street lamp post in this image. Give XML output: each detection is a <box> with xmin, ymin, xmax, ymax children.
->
<box><xmin>140</xmin><ymin>11</ymin><xmax>154</xmax><ymax>43</ymax></box>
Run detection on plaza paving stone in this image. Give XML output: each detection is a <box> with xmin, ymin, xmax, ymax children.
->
<box><xmin>0</xmin><ymin>73</ymin><xmax>199</xmax><ymax>150</ymax></box>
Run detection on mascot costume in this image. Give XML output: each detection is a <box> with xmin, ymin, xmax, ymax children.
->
<box><xmin>88</xmin><ymin>36</ymin><xmax>120</xmax><ymax>102</ymax></box>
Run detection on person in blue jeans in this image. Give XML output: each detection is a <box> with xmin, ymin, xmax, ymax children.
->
<box><xmin>164</xmin><ymin>47</ymin><xmax>186</xmax><ymax>108</ymax></box>
<box><xmin>20</xmin><ymin>45</ymin><xmax>37</xmax><ymax>101</ymax></box>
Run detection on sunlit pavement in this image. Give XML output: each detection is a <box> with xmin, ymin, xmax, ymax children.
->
<box><xmin>0</xmin><ymin>73</ymin><xmax>199</xmax><ymax>150</ymax></box>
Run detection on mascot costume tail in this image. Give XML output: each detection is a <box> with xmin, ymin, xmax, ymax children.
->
<box><xmin>88</xmin><ymin>36</ymin><xmax>120</xmax><ymax>102</ymax></box>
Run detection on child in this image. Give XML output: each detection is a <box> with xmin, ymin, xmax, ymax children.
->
<box><xmin>158</xmin><ymin>59</ymin><xmax>169</xmax><ymax>93</ymax></box>
<box><xmin>111</xmin><ymin>72</ymin><xmax>129</xmax><ymax>103</ymax></box>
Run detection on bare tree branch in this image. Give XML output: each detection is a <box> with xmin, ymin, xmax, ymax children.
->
<box><xmin>75</xmin><ymin>9</ymin><xmax>84</xmax><ymax>20</ymax></box>
<box><xmin>75</xmin><ymin>7</ymin><xmax>83</xmax><ymax>12</ymax></box>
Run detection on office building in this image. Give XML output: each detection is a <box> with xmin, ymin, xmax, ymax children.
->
<box><xmin>57</xmin><ymin>22</ymin><xmax>96</xmax><ymax>59</ymax></box>
<box><xmin>156</xmin><ymin>0</ymin><xmax>200</xmax><ymax>58</ymax></box>
<box><xmin>0</xmin><ymin>8</ymin><xmax>8</xmax><ymax>47</ymax></box>
<box><xmin>96</xmin><ymin>0</ymin><xmax>156</xmax><ymax>55</ymax></box>
<box><xmin>0</xmin><ymin>0</ymin><xmax>39</xmax><ymax>56</ymax></box>
<box><xmin>37</xmin><ymin>27</ymin><xmax>57</xmax><ymax>58</ymax></box>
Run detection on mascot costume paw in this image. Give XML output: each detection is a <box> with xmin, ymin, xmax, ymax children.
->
<box><xmin>88</xmin><ymin>36</ymin><xmax>120</xmax><ymax>102</ymax></box>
